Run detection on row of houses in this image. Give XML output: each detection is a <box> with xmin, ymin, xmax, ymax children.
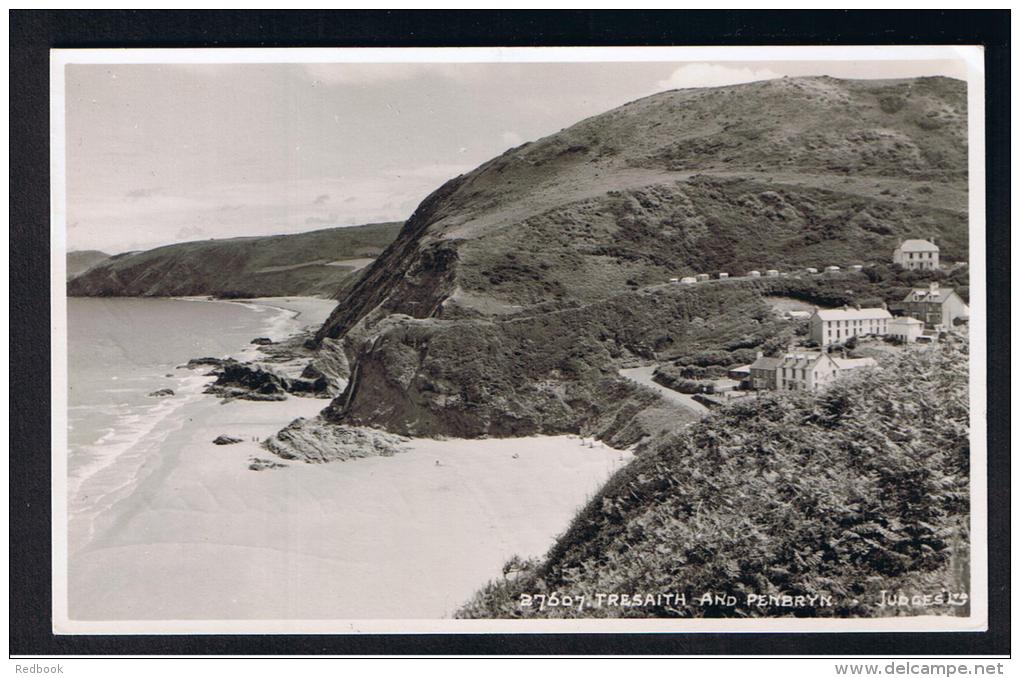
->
<box><xmin>671</xmin><ymin>238</ymin><xmax>942</xmax><ymax>287</ymax></box>
<box><xmin>730</xmin><ymin>351</ymin><xmax>877</xmax><ymax>392</ymax></box>
<box><xmin>670</xmin><ymin>264</ymin><xmax>863</xmax><ymax>285</ymax></box>
<box><xmin>807</xmin><ymin>282</ymin><xmax>968</xmax><ymax>347</ymax></box>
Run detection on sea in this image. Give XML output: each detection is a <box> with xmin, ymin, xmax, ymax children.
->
<box><xmin>65</xmin><ymin>296</ymin><xmax>330</xmax><ymax>551</ymax></box>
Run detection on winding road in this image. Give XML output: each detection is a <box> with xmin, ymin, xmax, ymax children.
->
<box><xmin>618</xmin><ymin>365</ymin><xmax>711</xmax><ymax>416</ymax></box>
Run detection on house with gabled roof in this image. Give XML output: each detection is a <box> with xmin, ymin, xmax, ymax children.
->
<box><xmin>776</xmin><ymin>352</ymin><xmax>842</xmax><ymax>392</ymax></box>
<box><xmin>745</xmin><ymin>351</ymin><xmax>879</xmax><ymax>392</ymax></box>
<box><xmin>900</xmin><ymin>282</ymin><xmax>969</xmax><ymax>329</ymax></box>
<box><xmin>747</xmin><ymin>353</ymin><xmax>782</xmax><ymax>390</ymax></box>
<box><xmin>893</xmin><ymin>238</ymin><xmax>940</xmax><ymax>271</ymax></box>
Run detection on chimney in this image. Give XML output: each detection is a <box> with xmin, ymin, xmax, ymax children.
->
<box><xmin>930</xmin><ymin>282</ymin><xmax>939</xmax><ymax>292</ymax></box>
<box><xmin>756</xmin><ymin>351</ymin><xmax>763</xmax><ymax>360</ymax></box>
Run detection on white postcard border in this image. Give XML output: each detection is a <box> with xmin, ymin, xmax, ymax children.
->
<box><xmin>50</xmin><ymin>44</ymin><xmax>988</xmax><ymax>636</ymax></box>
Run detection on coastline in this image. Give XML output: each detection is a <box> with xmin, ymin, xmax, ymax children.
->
<box><xmin>67</xmin><ymin>295</ymin><xmax>632</xmax><ymax>621</ymax></box>
<box><xmin>67</xmin><ymin>297</ymin><xmax>337</xmax><ymax>558</ymax></box>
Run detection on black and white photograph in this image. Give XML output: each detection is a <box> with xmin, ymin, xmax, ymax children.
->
<box><xmin>48</xmin><ymin>44</ymin><xmax>988</xmax><ymax>635</ymax></box>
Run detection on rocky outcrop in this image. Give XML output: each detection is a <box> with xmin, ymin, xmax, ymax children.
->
<box><xmin>212</xmin><ymin>435</ymin><xmax>243</xmax><ymax>445</ymax></box>
<box><xmin>297</xmin><ymin>338</ymin><xmax>349</xmax><ymax>394</ymax></box>
<box><xmin>148</xmin><ymin>388</ymin><xmax>174</xmax><ymax>398</ymax></box>
<box><xmin>184</xmin><ymin>357</ymin><xmax>229</xmax><ymax>369</ymax></box>
<box><xmin>263</xmin><ymin>417</ymin><xmax>409</xmax><ymax>464</ymax></box>
<box><xmin>250</xmin><ymin>337</ymin><xmax>274</xmax><ymax>346</ymax></box>
<box><xmin>248</xmin><ymin>457</ymin><xmax>288</xmax><ymax>471</ymax></box>
<box><xmin>204</xmin><ymin>362</ymin><xmax>291</xmax><ymax>401</ymax></box>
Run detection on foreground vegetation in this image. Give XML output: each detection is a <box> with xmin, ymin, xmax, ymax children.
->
<box><xmin>458</xmin><ymin>340</ymin><xmax>969</xmax><ymax>618</ymax></box>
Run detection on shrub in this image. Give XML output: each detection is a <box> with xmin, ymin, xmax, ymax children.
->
<box><xmin>459</xmin><ymin>341</ymin><xmax>970</xmax><ymax>619</ymax></box>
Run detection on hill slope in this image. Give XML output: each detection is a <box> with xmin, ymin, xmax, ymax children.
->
<box><xmin>303</xmin><ymin>76</ymin><xmax>967</xmax><ymax>442</ymax></box>
<box><xmin>458</xmin><ymin>341</ymin><xmax>970</xmax><ymax>618</ymax></box>
<box><xmin>317</xmin><ymin>76</ymin><xmax>967</xmax><ymax>342</ymax></box>
<box><xmin>67</xmin><ymin>222</ymin><xmax>402</xmax><ymax>298</ymax></box>
<box><xmin>66</xmin><ymin>250</ymin><xmax>110</xmax><ymax>279</ymax></box>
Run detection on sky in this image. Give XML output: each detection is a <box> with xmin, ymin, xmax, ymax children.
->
<box><xmin>64</xmin><ymin>57</ymin><xmax>969</xmax><ymax>253</ymax></box>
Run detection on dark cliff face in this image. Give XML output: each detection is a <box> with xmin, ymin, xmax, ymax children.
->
<box><xmin>315</xmin><ymin>176</ymin><xmax>467</xmax><ymax>342</ymax></box>
<box><xmin>307</xmin><ymin>76</ymin><xmax>968</xmax><ymax>441</ymax></box>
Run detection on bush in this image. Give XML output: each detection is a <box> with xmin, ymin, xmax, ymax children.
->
<box><xmin>459</xmin><ymin>341</ymin><xmax>970</xmax><ymax>619</ymax></box>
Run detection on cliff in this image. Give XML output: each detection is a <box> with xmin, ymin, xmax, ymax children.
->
<box><xmin>302</xmin><ymin>76</ymin><xmax>968</xmax><ymax>443</ymax></box>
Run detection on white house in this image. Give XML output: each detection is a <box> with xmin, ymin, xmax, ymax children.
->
<box><xmin>776</xmin><ymin>352</ymin><xmax>842</xmax><ymax>392</ymax></box>
<box><xmin>695</xmin><ymin>273</ymin><xmax>710</xmax><ymax>282</ymax></box>
<box><xmin>752</xmin><ymin>351</ymin><xmax>878</xmax><ymax>392</ymax></box>
<box><xmin>825</xmin><ymin>265</ymin><xmax>841</xmax><ymax>273</ymax></box>
<box><xmin>888</xmin><ymin>317</ymin><xmax>925</xmax><ymax>343</ymax></box>
<box><xmin>893</xmin><ymin>239</ymin><xmax>940</xmax><ymax>271</ymax></box>
<box><xmin>809</xmin><ymin>307</ymin><xmax>892</xmax><ymax>346</ymax></box>
<box><xmin>748</xmin><ymin>270</ymin><xmax>761</xmax><ymax>278</ymax></box>
<box><xmin>805</xmin><ymin>267</ymin><xmax>819</xmax><ymax>274</ymax></box>
<box><xmin>680</xmin><ymin>276</ymin><xmax>697</xmax><ymax>285</ymax></box>
<box><xmin>718</xmin><ymin>272</ymin><xmax>729</xmax><ymax>279</ymax></box>
<box><xmin>766</xmin><ymin>269</ymin><xmax>779</xmax><ymax>277</ymax></box>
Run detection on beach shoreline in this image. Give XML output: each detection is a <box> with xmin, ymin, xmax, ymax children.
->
<box><xmin>67</xmin><ymin>295</ymin><xmax>633</xmax><ymax>621</ymax></box>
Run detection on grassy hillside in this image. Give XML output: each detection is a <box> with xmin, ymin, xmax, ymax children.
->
<box><xmin>66</xmin><ymin>250</ymin><xmax>110</xmax><ymax>279</ymax></box>
<box><xmin>327</xmin><ymin>280</ymin><xmax>794</xmax><ymax>441</ymax></box>
<box><xmin>318</xmin><ymin>76</ymin><xmax>967</xmax><ymax>341</ymax></box>
<box><xmin>458</xmin><ymin>340</ymin><xmax>970</xmax><ymax>618</ymax></box>
<box><xmin>305</xmin><ymin>75</ymin><xmax>969</xmax><ymax>451</ymax></box>
<box><xmin>67</xmin><ymin>222</ymin><xmax>401</xmax><ymax>298</ymax></box>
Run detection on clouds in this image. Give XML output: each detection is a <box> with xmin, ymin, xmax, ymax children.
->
<box><xmin>65</xmin><ymin>58</ymin><xmax>963</xmax><ymax>253</ymax></box>
<box><xmin>657</xmin><ymin>63</ymin><xmax>782</xmax><ymax>91</ymax></box>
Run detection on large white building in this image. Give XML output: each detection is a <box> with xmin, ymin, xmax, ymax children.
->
<box><xmin>893</xmin><ymin>239</ymin><xmax>940</xmax><ymax>271</ymax></box>
<box><xmin>809</xmin><ymin>307</ymin><xmax>892</xmax><ymax>347</ymax></box>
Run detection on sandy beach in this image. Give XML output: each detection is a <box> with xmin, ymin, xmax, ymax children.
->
<box><xmin>67</xmin><ymin>295</ymin><xmax>631</xmax><ymax>620</ymax></box>
<box><xmin>69</xmin><ymin>395</ymin><xmax>629</xmax><ymax>620</ymax></box>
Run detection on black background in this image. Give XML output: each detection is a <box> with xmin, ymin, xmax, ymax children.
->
<box><xmin>9</xmin><ymin>9</ymin><xmax>1011</xmax><ymax>656</ymax></box>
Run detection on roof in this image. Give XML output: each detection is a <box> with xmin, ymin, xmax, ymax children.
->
<box><xmin>729</xmin><ymin>365</ymin><xmax>751</xmax><ymax>374</ymax></box>
<box><xmin>902</xmin><ymin>287</ymin><xmax>959</xmax><ymax>304</ymax></box>
<box><xmin>749</xmin><ymin>356</ymin><xmax>782</xmax><ymax>371</ymax></box>
<box><xmin>833</xmin><ymin>357</ymin><xmax>878</xmax><ymax>370</ymax></box>
<box><xmin>889</xmin><ymin>316</ymin><xmax>924</xmax><ymax>325</ymax></box>
<box><xmin>896</xmin><ymin>239</ymin><xmax>939</xmax><ymax>252</ymax></box>
<box><xmin>813</xmin><ymin>307</ymin><xmax>892</xmax><ymax>321</ymax></box>
<box><xmin>778</xmin><ymin>352</ymin><xmax>834</xmax><ymax>370</ymax></box>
